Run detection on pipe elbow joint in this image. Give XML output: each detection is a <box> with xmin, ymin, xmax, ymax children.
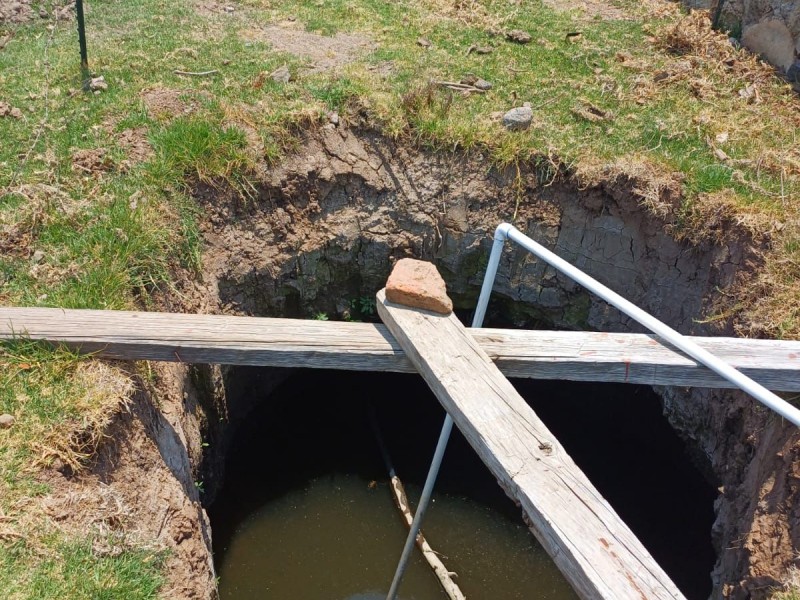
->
<box><xmin>494</xmin><ymin>222</ymin><xmax>515</xmax><ymax>242</ymax></box>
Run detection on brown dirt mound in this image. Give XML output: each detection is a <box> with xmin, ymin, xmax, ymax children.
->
<box><xmin>141</xmin><ymin>87</ymin><xmax>205</xmax><ymax>120</ymax></box>
<box><xmin>117</xmin><ymin>127</ymin><xmax>153</xmax><ymax>168</ymax></box>
<box><xmin>0</xmin><ymin>0</ymin><xmax>34</xmax><ymax>23</ymax></box>
<box><xmin>71</xmin><ymin>148</ymin><xmax>113</xmax><ymax>174</ymax></box>
<box><xmin>0</xmin><ymin>0</ymin><xmax>74</xmax><ymax>24</ymax></box>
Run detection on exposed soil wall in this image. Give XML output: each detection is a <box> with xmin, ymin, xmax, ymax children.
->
<box><xmin>38</xmin><ymin>362</ymin><xmax>217</xmax><ymax>599</ymax></box>
<box><xmin>191</xmin><ymin>125</ymin><xmax>748</xmax><ymax>335</ymax></box>
<box><xmin>59</xmin><ymin>125</ymin><xmax>799</xmax><ymax>599</ymax></box>
<box><xmin>183</xmin><ymin>124</ymin><xmax>797</xmax><ymax>598</ymax></box>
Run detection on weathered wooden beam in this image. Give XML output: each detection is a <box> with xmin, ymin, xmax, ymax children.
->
<box><xmin>375</xmin><ymin>289</ymin><xmax>684</xmax><ymax>600</ymax></box>
<box><xmin>0</xmin><ymin>307</ymin><xmax>798</xmax><ymax>390</ymax></box>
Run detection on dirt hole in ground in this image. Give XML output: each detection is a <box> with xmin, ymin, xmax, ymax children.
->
<box><xmin>172</xmin><ymin>126</ymin><xmax>781</xmax><ymax>599</ymax></box>
<box><xmin>206</xmin><ymin>367</ymin><xmax>716</xmax><ymax>600</ymax></box>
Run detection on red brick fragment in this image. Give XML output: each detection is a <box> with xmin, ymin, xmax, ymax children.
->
<box><xmin>385</xmin><ymin>259</ymin><xmax>453</xmax><ymax>315</ymax></box>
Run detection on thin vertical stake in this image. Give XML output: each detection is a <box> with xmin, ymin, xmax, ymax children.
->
<box><xmin>75</xmin><ymin>0</ymin><xmax>89</xmax><ymax>80</ymax></box>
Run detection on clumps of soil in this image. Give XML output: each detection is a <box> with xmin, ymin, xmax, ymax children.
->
<box><xmin>71</xmin><ymin>148</ymin><xmax>113</xmax><ymax>174</ymax></box>
<box><xmin>0</xmin><ymin>101</ymin><xmax>23</xmax><ymax>119</ymax></box>
<box><xmin>245</xmin><ymin>22</ymin><xmax>377</xmax><ymax>72</ymax></box>
<box><xmin>0</xmin><ymin>0</ymin><xmax>74</xmax><ymax>24</ymax></box>
<box><xmin>141</xmin><ymin>87</ymin><xmax>205</xmax><ymax>120</ymax></box>
<box><xmin>117</xmin><ymin>127</ymin><xmax>153</xmax><ymax>168</ymax></box>
<box><xmin>0</xmin><ymin>0</ymin><xmax>34</xmax><ymax>23</ymax></box>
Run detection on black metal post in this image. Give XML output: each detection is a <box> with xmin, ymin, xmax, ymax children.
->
<box><xmin>75</xmin><ymin>0</ymin><xmax>90</xmax><ymax>81</ymax></box>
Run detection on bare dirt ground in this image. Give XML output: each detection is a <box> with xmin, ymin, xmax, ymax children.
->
<box><xmin>241</xmin><ymin>20</ymin><xmax>377</xmax><ymax>73</ymax></box>
<box><xmin>0</xmin><ymin>0</ymin><xmax>73</xmax><ymax>24</ymax></box>
<box><xmin>141</xmin><ymin>87</ymin><xmax>206</xmax><ymax>120</ymax></box>
<box><xmin>0</xmin><ymin>0</ymin><xmax>34</xmax><ymax>24</ymax></box>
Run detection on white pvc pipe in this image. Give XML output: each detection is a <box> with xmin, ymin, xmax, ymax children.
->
<box><xmin>489</xmin><ymin>223</ymin><xmax>800</xmax><ymax>427</ymax></box>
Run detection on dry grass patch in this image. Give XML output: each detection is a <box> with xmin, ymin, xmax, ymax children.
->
<box><xmin>0</xmin><ymin>346</ymin><xmax>134</xmax><ymax>478</ymax></box>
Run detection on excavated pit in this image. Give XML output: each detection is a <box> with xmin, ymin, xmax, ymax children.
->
<box><xmin>207</xmin><ymin>367</ymin><xmax>716</xmax><ymax>600</ymax></box>
<box><xmin>168</xmin><ymin>125</ymin><xmax>799</xmax><ymax>600</ymax></box>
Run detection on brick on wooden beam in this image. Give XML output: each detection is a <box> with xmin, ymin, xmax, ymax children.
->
<box><xmin>385</xmin><ymin>259</ymin><xmax>453</xmax><ymax>315</ymax></box>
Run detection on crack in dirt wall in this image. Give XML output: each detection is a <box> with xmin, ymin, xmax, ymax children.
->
<box><xmin>192</xmin><ymin>126</ymin><xmax>750</xmax><ymax>335</ymax></box>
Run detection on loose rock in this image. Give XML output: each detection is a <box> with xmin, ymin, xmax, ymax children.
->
<box><xmin>502</xmin><ymin>105</ymin><xmax>533</xmax><ymax>131</ymax></box>
<box><xmin>271</xmin><ymin>65</ymin><xmax>291</xmax><ymax>84</ymax></box>
<box><xmin>787</xmin><ymin>62</ymin><xmax>800</xmax><ymax>84</ymax></box>
<box><xmin>89</xmin><ymin>76</ymin><xmax>108</xmax><ymax>92</ymax></box>
<box><xmin>0</xmin><ymin>414</ymin><xmax>15</xmax><ymax>429</ymax></box>
<box><xmin>741</xmin><ymin>21</ymin><xmax>795</xmax><ymax>71</ymax></box>
<box><xmin>506</xmin><ymin>29</ymin><xmax>532</xmax><ymax>44</ymax></box>
<box><xmin>459</xmin><ymin>74</ymin><xmax>491</xmax><ymax>90</ymax></box>
<box><xmin>385</xmin><ymin>258</ymin><xmax>453</xmax><ymax>315</ymax></box>
<box><xmin>417</xmin><ymin>37</ymin><xmax>432</xmax><ymax>48</ymax></box>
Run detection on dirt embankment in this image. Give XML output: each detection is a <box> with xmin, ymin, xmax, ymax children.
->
<box><xmin>42</xmin><ymin>125</ymin><xmax>799</xmax><ymax>599</ymax></box>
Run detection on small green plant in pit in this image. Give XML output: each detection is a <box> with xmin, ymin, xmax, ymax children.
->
<box><xmin>350</xmin><ymin>296</ymin><xmax>377</xmax><ymax>320</ymax></box>
<box><xmin>313</xmin><ymin>312</ymin><xmax>329</xmax><ymax>321</ymax></box>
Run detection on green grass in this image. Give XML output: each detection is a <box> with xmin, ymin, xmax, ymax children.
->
<box><xmin>0</xmin><ymin>339</ymin><xmax>143</xmax><ymax>599</ymax></box>
<box><xmin>0</xmin><ymin>536</ymin><xmax>165</xmax><ymax>600</ymax></box>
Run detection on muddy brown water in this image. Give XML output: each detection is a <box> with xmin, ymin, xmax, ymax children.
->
<box><xmin>210</xmin><ymin>370</ymin><xmax>715</xmax><ymax>600</ymax></box>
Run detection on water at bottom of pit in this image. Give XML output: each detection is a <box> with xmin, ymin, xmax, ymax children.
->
<box><xmin>209</xmin><ymin>370</ymin><xmax>715</xmax><ymax>600</ymax></box>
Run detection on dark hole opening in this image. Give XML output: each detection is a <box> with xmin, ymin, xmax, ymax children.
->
<box><xmin>209</xmin><ymin>368</ymin><xmax>715</xmax><ymax>600</ymax></box>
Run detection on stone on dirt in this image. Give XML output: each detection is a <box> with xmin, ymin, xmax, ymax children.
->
<box><xmin>385</xmin><ymin>258</ymin><xmax>453</xmax><ymax>315</ymax></box>
<box><xmin>506</xmin><ymin>29</ymin><xmax>532</xmax><ymax>44</ymax></box>
<box><xmin>271</xmin><ymin>65</ymin><xmax>291</xmax><ymax>84</ymax></box>
<box><xmin>502</xmin><ymin>105</ymin><xmax>533</xmax><ymax>130</ymax></box>
<box><xmin>0</xmin><ymin>414</ymin><xmax>15</xmax><ymax>429</ymax></box>
<box><xmin>89</xmin><ymin>76</ymin><xmax>108</xmax><ymax>92</ymax></box>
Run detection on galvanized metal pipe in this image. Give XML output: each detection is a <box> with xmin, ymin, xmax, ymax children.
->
<box><xmin>387</xmin><ymin>221</ymin><xmax>800</xmax><ymax>599</ymax></box>
<box><xmin>493</xmin><ymin>222</ymin><xmax>800</xmax><ymax>427</ymax></box>
<box><xmin>385</xmin><ymin>414</ymin><xmax>453</xmax><ymax>600</ymax></box>
<box><xmin>385</xmin><ymin>236</ymin><xmax>506</xmax><ymax>600</ymax></box>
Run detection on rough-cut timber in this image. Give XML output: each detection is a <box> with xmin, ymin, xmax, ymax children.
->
<box><xmin>1</xmin><ymin>307</ymin><xmax>799</xmax><ymax>391</ymax></box>
<box><xmin>375</xmin><ymin>289</ymin><xmax>685</xmax><ymax>600</ymax></box>
<box><xmin>385</xmin><ymin>258</ymin><xmax>453</xmax><ymax>314</ymax></box>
